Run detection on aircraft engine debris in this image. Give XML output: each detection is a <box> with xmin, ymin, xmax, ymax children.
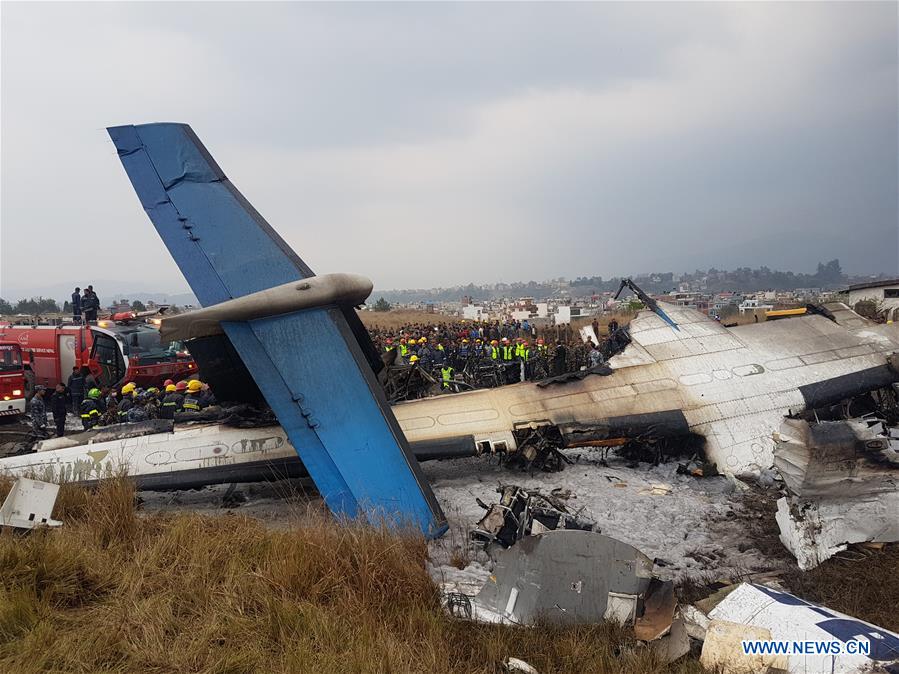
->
<box><xmin>773</xmin><ymin>417</ymin><xmax>899</xmax><ymax>569</ymax></box>
<box><xmin>0</xmin><ymin>478</ymin><xmax>62</xmax><ymax>530</ymax></box>
<box><xmin>471</xmin><ymin>485</ymin><xmax>596</xmax><ymax>548</ymax></box>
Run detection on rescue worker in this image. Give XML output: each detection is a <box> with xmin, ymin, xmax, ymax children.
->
<box><xmin>50</xmin><ymin>383</ymin><xmax>68</xmax><ymax>438</ymax></box>
<box><xmin>118</xmin><ymin>382</ymin><xmax>137</xmax><ymax>421</ymax></box>
<box><xmin>182</xmin><ymin>380</ymin><xmax>204</xmax><ymax>412</ymax></box>
<box><xmin>440</xmin><ymin>364</ymin><xmax>454</xmax><ymax>390</ymax></box>
<box><xmin>385</xmin><ymin>338</ymin><xmax>394</xmax><ymax>351</ymax></box>
<box><xmin>408</xmin><ymin>354</ymin><xmax>420</xmax><ymax>366</ymax></box>
<box><xmin>159</xmin><ymin>383</ymin><xmax>182</xmax><ymax>419</ymax></box>
<box><xmin>501</xmin><ymin>338</ymin><xmax>514</xmax><ymax>362</ymax></box>
<box><xmin>80</xmin><ymin>388</ymin><xmax>103</xmax><ymax>430</ymax></box>
<box><xmin>398</xmin><ymin>338</ymin><xmax>409</xmax><ymax>358</ymax></box>
<box><xmin>29</xmin><ymin>385</ymin><xmax>48</xmax><ymax>438</ymax></box>
<box><xmin>536</xmin><ymin>338</ymin><xmax>547</xmax><ymax>355</ymax></box>
<box><xmin>588</xmin><ymin>343</ymin><xmax>604</xmax><ymax>368</ymax></box>
<box><xmin>608</xmin><ymin>318</ymin><xmax>619</xmax><ymax>335</ymax></box>
<box><xmin>488</xmin><ymin>339</ymin><xmax>500</xmax><ymax>360</ymax></box>
<box><xmin>457</xmin><ymin>339</ymin><xmax>470</xmax><ymax>361</ymax></box>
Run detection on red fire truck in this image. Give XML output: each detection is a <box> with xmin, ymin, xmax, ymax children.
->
<box><xmin>0</xmin><ymin>342</ymin><xmax>27</xmax><ymax>418</ymax></box>
<box><xmin>0</xmin><ymin>318</ymin><xmax>197</xmax><ymax>393</ymax></box>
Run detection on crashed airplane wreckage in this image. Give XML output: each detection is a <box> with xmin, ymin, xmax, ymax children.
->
<box><xmin>3</xmin><ymin>123</ymin><xmax>899</xmax><ymax>537</ymax></box>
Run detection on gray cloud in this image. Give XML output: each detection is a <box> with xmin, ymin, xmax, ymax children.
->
<box><xmin>2</xmin><ymin>2</ymin><xmax>896</xmax><ymax>297</ymax></box>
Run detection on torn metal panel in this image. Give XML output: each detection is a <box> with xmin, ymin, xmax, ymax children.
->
<box><xmin>471</xmin><ymin>530</ymin><xmax>655</xmax><ymax>626</ymax></box>
<box><xmin>775</xmin><ymin>493</ymin><xmax>899</xmax><ymax>571</ymax></box>
<box><xmin>706</xmin><ymin>583</ymin><xmax>899</xmax><ymax>673</ymax></box>
<box><xmin>773</xmin><ymin>418</ymin><xmax>899</xmax><ymax>499</ymax></box>
<box><xmin>0</xmin><ymin>478</ymin><xmax>62</xmax><ymax>529</ymax></box>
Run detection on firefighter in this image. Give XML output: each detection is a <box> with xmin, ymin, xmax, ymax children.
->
<box><xmin>182</xmin><ymin>380</ymin><xmax>203</xmax><ymax>412</ymax></box>
<box><xmin>29</xmin><ymin>386</ymin><xmax>48</xmax><ymax>438</ymax></box>
<box><xmin>159</xmin><ymin>384</ymin><xmax>182</xmax><ymax>419</ymax></box>
<box><xmin>118</xmin><ymin>382</ymin><xmax>137</xmax><ymax>421</ymax></box>
<box><xmin>440</xmin><ymin>364</ymin><xmax>454</xmax><ymax>390</ymax></box>
<box><xmin>50</xmin><ymin>383</ymin><xmax>68</xmax><ymax>438</ymax></box>
<box><xmin>80</xmin><ymin>388</ymin><xmax>103</xmax><ymax>429</ymax></box>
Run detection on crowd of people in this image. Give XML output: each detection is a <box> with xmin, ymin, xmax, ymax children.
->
<box><xmin>28</xmin><ymin>374</ymin><xmax>217</xmax><ymax>439</ymax></box>
<box><xmin>368</xmin><ymin>317</ymin><xmax>625</xmax><ymax>391</ymax></box>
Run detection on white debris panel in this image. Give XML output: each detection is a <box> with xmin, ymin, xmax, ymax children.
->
<box><xmin>773</xmin><ymin>417</ymin><xmax>899</xmax><ymax>569</ymax></box>
<box><xmin>705</xmin><ymin>583</ymin><xmax>899</xmax><ymax>673</ymax></box>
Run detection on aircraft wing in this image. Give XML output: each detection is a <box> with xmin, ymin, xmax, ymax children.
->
<box><xmin>107</xmin><ymin>123</ymin><xmax>446</xmax><ymax>537</ymax></box>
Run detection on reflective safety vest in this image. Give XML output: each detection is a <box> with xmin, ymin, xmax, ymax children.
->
<box><xmin>441</xmin><ymin>366</ymin><xmax>454</xmax><ymax>389</ymax></box>
<box><xmin>182</xmin><ymin>394</ymin><xmax>201</xmax><ymax>412</ymax></box>
<box><xmin>515</xmin><ymin>343</ymin><xmax>524</xmax><ymax>358</ymax></box>
<box><xmin>399</xmin><ymin>343</ymin><xmax>408</xmax><ymax>356</ymax></box>
<box><xmin>501</xmin><ymin>345</ymin><xmax>514</xmax><ymax>361</ymax></box>
<box><xmin>489</xmin><ymin>346</ymin><xmax>499</xmax><ymax>360</ymax></box>
<box><xmin>537</xmin><ymin>344</ymin><xmax>548</xmax><ymax>354</ymax></box>
<box><xmin>520</xmin><ymin>348</ymin><xmax>530</xmax><ymax>361</ymax></box>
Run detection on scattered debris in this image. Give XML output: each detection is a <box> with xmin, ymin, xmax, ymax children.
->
<box><xmin>677</xmin><ymin>455</ymin><xmax>719</xmax><ymax>478</ymax></box>
<box><xmin>471</xmin><ymin>485</ymin><xmax>596</xmax><ymax>549</ymax></box>
<box><xmin>0</xmin><ymin>477</ymin><xmax>62</xmax><ymax>529</ymax></box>
<box><xmin>773</xmin><ymin>417</ymin><xmax>899</xmax><ymax>569</ymax></box>
<box><xmin>503</xmin><ymin>657</ymin><xmax>539</xmax><ymax>674</ymax></box>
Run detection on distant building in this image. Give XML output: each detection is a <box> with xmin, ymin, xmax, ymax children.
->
<box><xmin>846</xmin><ymin>278</ymin><xmax>899</xmax><ymax>320</ymax></box>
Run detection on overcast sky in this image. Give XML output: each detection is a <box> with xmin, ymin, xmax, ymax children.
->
<box><xmin>2</xmin><ymin>2</ymin><xmax>897</xmax><ymax>299</ymax></box>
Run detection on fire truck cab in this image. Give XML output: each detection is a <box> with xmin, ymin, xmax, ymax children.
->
<box><xmin>0</xmin><ymin>343</ymin><xmax>28</xmax><ymax>418</ymax></box>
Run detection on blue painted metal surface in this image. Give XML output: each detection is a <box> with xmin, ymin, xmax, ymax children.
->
<box><xmin>108</xmin><ymin>123</ymin><xmax>446</xmax><ymax>537</ymax></box>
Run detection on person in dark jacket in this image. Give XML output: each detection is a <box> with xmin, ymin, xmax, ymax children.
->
<box><xmin>82</xmin><ymin>286</ymin><xmax>100</xmax><ymax>323</ymax></box>
<box><xmin>50</xmin><ymin>383</ymin><xmax>68</xmax><ymax>437</ymax></box>
<box><xmin>72</xmin><ymin>287</ymin><xmax>82</xmax><ymax>324</ymax></box>
<box><xmin>67</xmin><ymin>366</ymin><xmax>85</xmax><ymax>413</ymax></box>
<box><xmin>552</xmin><ymin>341</ymin><xmax>568</xmax><ymax>377</ymax></box>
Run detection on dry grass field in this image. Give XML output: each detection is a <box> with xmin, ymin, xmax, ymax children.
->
<box><xmin>1</xmin><ymin>478</ymin><xmax>895</xmax><ymax>673</ymax></box>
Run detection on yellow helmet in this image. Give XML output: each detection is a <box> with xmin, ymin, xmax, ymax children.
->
<box><xmin>409</xmin><ymin>355</ymin><xmax>419</xmax><ymax>363</ymax></box>
<box><xmin>165</xmin><ymin>384</ymin><xmax>177</xmax><ymax>393</ymax></box>
<box><xmin>187</xmin><ymin>380</ymin><xmax>203</xmax><ymax>393</ymax></box>
<box><xmin>121</xmin><ymin>382</ymin><xmax>136</xmax><ymax>395</ymax></box>
<box><xmin>419</xmin><ymin>337</ymin><xmax>427</xmax><ymax>344</ymax></box>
